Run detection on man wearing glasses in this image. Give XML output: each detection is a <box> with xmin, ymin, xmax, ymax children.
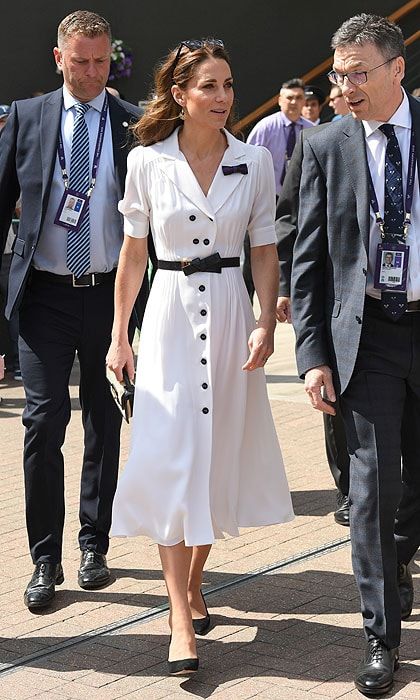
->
<box><xmin>292</xmin><ymin>14</ymin><xmax>420</xmax><ymax>695</ymax></box>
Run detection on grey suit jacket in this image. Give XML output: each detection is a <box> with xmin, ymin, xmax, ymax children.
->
<box><xmin>0</xmin><ymin>88</ymin><xmax>143</xmax><ymax>320</ymax></box>
<box><xmin>275</xmin><ymin>123</ymin><xmax>328</xmax><ymax>296</ymax></box>
<box><xmin>291</xmin><ymin>95</ymin><xmax>420</xmax><ymax>395</ymax></box>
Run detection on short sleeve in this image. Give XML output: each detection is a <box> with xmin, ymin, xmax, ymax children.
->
<box><xmin>248</xmin><ymin>146</ymin><xmax>277</xmax><ymax>247</ymax></box>
<box><xmin>118</xmin><ymin>146</ymin><xmax>150</xmax><ymax>238</ymax></box>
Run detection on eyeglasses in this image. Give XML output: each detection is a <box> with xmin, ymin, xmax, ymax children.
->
<box><xmin>171</xmin><ymin>38</ymin><xmax>224</xmax><ymax>81</ymax></box>
<box><xmin>327</xmin><ymin>56</ymin><xmax>399</xmax><ymax>86</ymax></box>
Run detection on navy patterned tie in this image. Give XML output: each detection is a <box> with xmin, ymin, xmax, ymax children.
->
<box><xmin>378</xmin><ymin>123</ymin><xmax>407</xmax><ymax>320</ymax></box>
<box><xmin>280</xmin><ymin>122</ymin><xmax>296</xmax><ymax>185</ymax></box>
<box><xmin>67</xmin><ymin>102</ymin><xmax>91</xmax><ymax>278</ymax></box>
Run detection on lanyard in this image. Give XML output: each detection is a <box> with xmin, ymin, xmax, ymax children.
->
<box><xmin>57</xmin><ymin>95</ymin><xmax>108</xmax><ymax>198</ymax></box>
<box><xmin>368</xmin><ymin>126</ymin><xmax>417</xmax><ymax>240</ymax></box>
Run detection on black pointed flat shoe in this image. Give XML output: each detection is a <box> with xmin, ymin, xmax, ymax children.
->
<box><xmin>192</xmin><ymin>589</ymin><xmax>211</xmax><ymax>635</ymax></box>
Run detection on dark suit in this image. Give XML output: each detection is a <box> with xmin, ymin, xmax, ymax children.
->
<box><xmin>276</xmin><ymin>126</ymin><xmax>349</xmax><ymax>497</ymax></box>
<box><xmin>0</xmin><ymin>89</ymin><xmax>150</xmax><ymax>564</ymax></box>
<box><xmin>291</xmin><ymin>95</ymin><xmax>420</xmax><ymax>649</ymax></box>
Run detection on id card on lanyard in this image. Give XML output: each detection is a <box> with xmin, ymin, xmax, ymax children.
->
<box><xmin>371</xmin><ymin>126</ymin><xmax>416</xmax><ymax>292</ymax></box>
<box><xmin>54</xmin><ymin>96</ymin><xmax>108</xmax><ymax>232</ymax></box>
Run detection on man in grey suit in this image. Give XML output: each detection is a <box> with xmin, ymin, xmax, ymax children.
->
<box><xmin>292</xmin><ymin>14</ymin><xmax>419</xmax><ymax>696</ymax></box>
<box><xmin>0</xmin><ymin>11</ymin><xmax>150</xmax><ymax>610</ymax></box>
<box><xmin>276</xmin><ymin>126</ymin><xmax>351</xmax><ymax>527</ymax></box>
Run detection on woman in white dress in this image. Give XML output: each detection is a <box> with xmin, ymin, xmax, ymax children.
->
<box><xmin>107</xmin><ymin>39</ymin><xmax>294</xmax><ymax>675</ymax></box>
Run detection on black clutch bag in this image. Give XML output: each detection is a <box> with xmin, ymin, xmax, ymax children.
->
<box><xmin>106</xmin><ymin>367</ymin><xmax>135</xmax><ymax>423</ymax></box>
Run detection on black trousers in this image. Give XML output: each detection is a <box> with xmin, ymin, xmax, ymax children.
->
<box><xmin>19</xmin><ymin>271</ymin><xmax>126</xmax><ymax>564</ymax></box>
<box><xmin>323</xmin><ymin>406</ymin><xmax>350</xmax><ymax>496</ymax></box>
<box><xmin>341</xmin><ymin>297</ymin><xmax>420</xmax><ymax>649</ymax></box>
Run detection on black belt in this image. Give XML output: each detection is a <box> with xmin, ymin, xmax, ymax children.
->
<box><xmin>31</xmin><ymin>269</ymin><xmax>116</xmax><ymax>287</ymax></box>
<box><xmin>365</xmin><ymin>295</ymin><xmax>420</xmax><ymax>312</ymax></box>
<box><xmin>158</xmin><ymin>253</ymin><xmax>240</xmax><ymax>276</ymax></box>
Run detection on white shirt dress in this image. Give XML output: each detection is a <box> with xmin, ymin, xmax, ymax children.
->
<box><xmin>111</xmin><ymin>127</ymin><xmax>294</xmax><ymax>546</ymax></box>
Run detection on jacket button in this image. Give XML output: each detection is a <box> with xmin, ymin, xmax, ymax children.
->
<box><xmin>202</xmin><ymin>407</ymin><xmax>209</xmax><ymax>414</ymax></box>
<box><xmin>200</xmin><ymin>309</ymin><xmax>207</xmax><ymax>316</ymax></box>
<box><xmin>356</xmin><ymin>316</ymin><xmax>362</xmax><ymax>324</ymax></box>
<box><xmin>200</xmin><ymin>333</ymin><xmax>206</xmax><ymax>340</ymax></box>
<box><xmin>202</xmin><ymin>382</ymin><xmax>208</xmax><ymax>389</ymax></box>
<box><xmin>203</xmin><ymin>238</ymin><xmax>210</xmax><ymax>245</ymax></box>
<box><xmin>362</xmin><ymin>268</ymin><xmax>367</xmax><ymax>276</ymax></box>
<box><xmin>199</xmin><ymin>285</ymin><xmax>205</xmax><ymax>292</ymax></box>
<box><xmin>193</xmin><ymin>238</ymin><xmax>199</xmax><ymax>244</ymax></box>
<box><xmin>189</xmin><ymin>215</ymin><xmax>196</xmax><ymax>221</ymax></box>
<box><xmin>201</xmin><ymin>358</ymin><xmax>207</xmax><ymax>365</ymax></box>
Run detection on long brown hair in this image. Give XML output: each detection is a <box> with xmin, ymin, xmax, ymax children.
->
<box><xmin>133</xmin><ymin>39</ymin><xmax>235</xmax><ymax>146</ymax></box>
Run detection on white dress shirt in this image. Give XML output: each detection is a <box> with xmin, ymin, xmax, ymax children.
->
<box><xmin>364</xmin><ymin>90</ymin><xmax>420</xmax><ymax>300</ymax></box>
<box><xmin>33</xmin><ymin>86</ymin><xmax>122</xmax><ymax>274</ymax></box>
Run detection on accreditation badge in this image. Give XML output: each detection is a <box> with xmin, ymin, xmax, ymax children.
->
<box><xmin>54</xmin><ymin>189</ymin><xmax>88</xmax><ymax>231</ymax></box>
<box><xmin>373</xmin><ymin>241</ymin><xmax>409</xmax><ymax>292</ymax></box>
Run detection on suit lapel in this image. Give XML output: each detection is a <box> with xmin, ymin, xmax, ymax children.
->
<box><xmin>40</xmin><ymin>89</ymin><xmax>62</xmax><ymax>206</ymax></box>
<box><xmin>339</xmin><ymin>117</ymin><xmax>371</xmax><ymax>252</ymax></box>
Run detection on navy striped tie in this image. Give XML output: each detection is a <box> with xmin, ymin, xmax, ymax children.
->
<box><xmin>67</xmin><ymin>102</ymin><xmax>91</xmax><ymax>278</ymax></box>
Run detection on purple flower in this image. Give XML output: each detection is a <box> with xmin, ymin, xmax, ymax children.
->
<box><xmin>109</xmin><ymin>38</ymin><xmax>133</xmax><ymax>81</ymax></box>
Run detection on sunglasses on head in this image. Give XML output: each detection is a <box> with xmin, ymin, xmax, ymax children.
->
<box><xmin>171</xmin><ymin>38</ymin><xmax>224</xmax><ymax>81</ymax></box>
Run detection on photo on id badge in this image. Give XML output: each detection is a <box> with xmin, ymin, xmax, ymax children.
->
<box><xmin>54</xmin><ymin>189</ymin><xmax>87</xmax><ymax>230</ymax></box>
<box><xmin>63</xmin><ymin>194</ymin><xmax>82</xmax><ymax>223</ymax></box>
<box><xmin>377</xmin><ymin>246</ymin><xmax>407</xmax><ymax>290</ymax></box>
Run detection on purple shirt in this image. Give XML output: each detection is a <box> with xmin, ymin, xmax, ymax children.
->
<box><xmin>247</xmin><ymin>111</ymin><xmax>313</xmax><ymax>195</ymax></box>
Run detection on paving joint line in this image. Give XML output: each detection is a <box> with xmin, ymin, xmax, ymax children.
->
<box><xmin>0</xmin><ymin>534</ymin><xmax>350</xmax><ymax>677</ymax></box>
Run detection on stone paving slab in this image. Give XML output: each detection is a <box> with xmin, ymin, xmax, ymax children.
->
<box><xmin>0</xmin><ymin>323</ymin><xmax>419</xmax><ymax>698</ymax></box>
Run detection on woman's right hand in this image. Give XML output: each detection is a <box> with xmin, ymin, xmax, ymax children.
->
<box><xmin>106</xmin><ymin>336</ymin><xmax>135</xmax><ymax>383</ymax></box>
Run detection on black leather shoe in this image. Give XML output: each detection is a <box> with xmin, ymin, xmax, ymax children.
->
<box><xmin>355</xmin><ymin>638</ymin><xmax>399</xmax><ymax>696</ymax></box>
<box><xmin>192</xmin><ymin>589</ymin><xmax>211</xmax><ymax>636</ymax></box>
<box><xmin>24</xmin><ymin>563</ymin><xmax>64</xmax><ymax>610</ymax></box>
<box><xmin>398</xmin><ymin>562</ymin><xmax>413</xmax><ymax>621</ymax></box>
<box><xmin>78</xmin><ymin>551</ymin><xmax>110</xmax><ymax>589</ymax></box>
<box><xmin>334</xmin><ymin>491</ymin><xmax>350</xmax><ymax>526</ymax></box>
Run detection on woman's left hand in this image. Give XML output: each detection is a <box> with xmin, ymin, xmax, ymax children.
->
<box><xmin>242</xmin><ymin>324</ymin><xmax>275</xmax><ymax>371</ymax></box>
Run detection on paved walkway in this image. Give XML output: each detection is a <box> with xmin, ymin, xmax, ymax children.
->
<box><xmin>0</xmin><ymin>323</ymin><xmax>419</xmax><ymax>699</ymax></box>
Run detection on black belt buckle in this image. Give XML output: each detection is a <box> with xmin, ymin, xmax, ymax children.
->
<box><xmin>183</xmin><ymin>253</ymin><xmax>222</xmax><ymax>276</ymax></box>
<box><xmin>72</xmin><ymin>273</ymin><xmax>96</xmax><ymax>287</ymax></box>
